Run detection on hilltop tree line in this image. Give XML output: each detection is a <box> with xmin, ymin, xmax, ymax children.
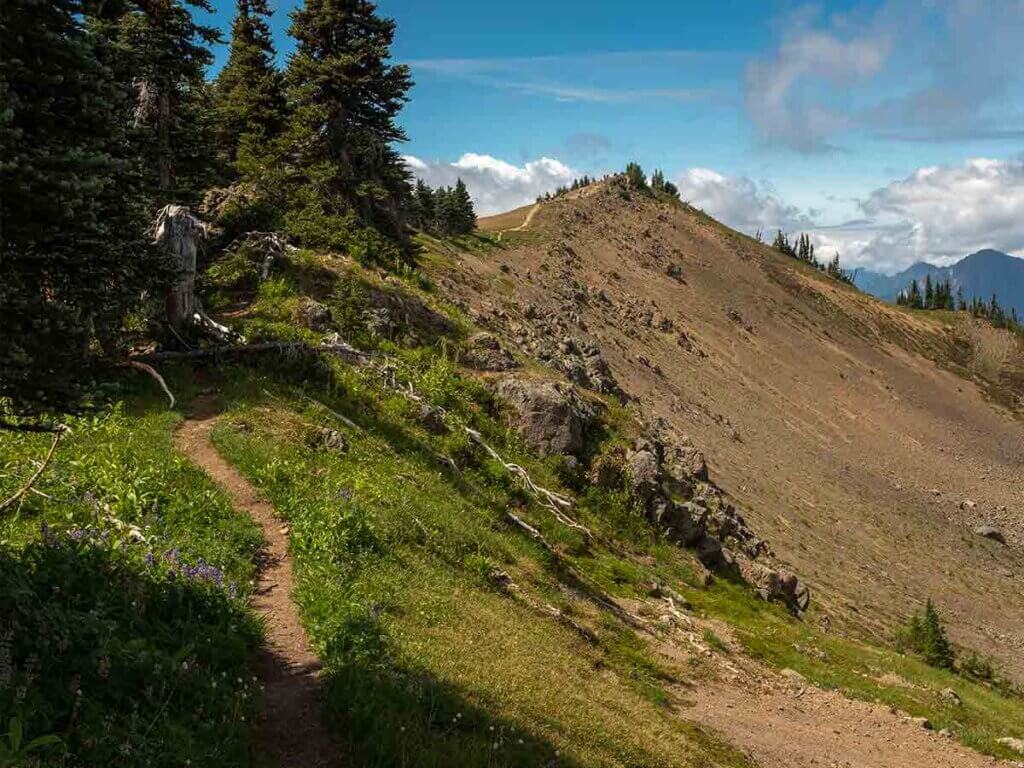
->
<box><xmin>771</xmin><ymin>231</ymin><xmax>854</xmax><ymax>285</ymax></box>
<box><xmin>897</xmin><ymin>275</ymin><xmax>1021</xmax><ymax>330</ymax></box>
<box><xmin>1</xmin><ymin>0</ymin><xmax>452</xmax><ymax>422</ymax></box>
<box><xmin>538</xmin><ymin>175</ymin><xmax>598</xmax><ymax>202</ymax></box>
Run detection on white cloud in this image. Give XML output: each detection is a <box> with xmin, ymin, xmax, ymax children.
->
<box><xmin>745</xmin><ymin>27</ymin><xmax>890</xmax><ymax>151</ymax></box>
<box><xmin>825</xmin><ymin>157</ymin><xmax>1024</xmax><ymax>271</ymax></box>
<box><xmin>675</xmin><ymin>168</ymin><xmax>815</xmax><ymax>235</ymax></box>
<box><xmin>676</xmin><ymin>158</ymin><xmax>1024</xmax><ymax>273</ymax></box>
<box><xmin>746</xmin><ymin>1</ymin><xmax>1024</xmax><ymax>151</ymax></box>
<box><xmin>403</xmin><ymin>153</ymin><xmax>578</xmax><ymax>215</ymax></box>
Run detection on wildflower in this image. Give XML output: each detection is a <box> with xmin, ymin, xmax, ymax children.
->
<box><xmin>144</xmin><ymin>551</ymin><xmax>155</xmax><ymax>567</ymax></box>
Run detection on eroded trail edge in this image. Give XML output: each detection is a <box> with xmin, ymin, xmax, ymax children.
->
<box><xmin>175</xmin><ymin>412</ymin><xmax>338</xmax><ymax>768</ymax></box>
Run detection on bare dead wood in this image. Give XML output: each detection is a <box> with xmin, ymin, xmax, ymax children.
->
<box><xmin>0</xmin><ymin>420</ymin><xmax>67</xmax><ymax>434</ymax></box>
<box><xmin>131</xmin><ymin>342</ymin><xmax>368</xmax><ymax>365</ymax></box>
<box><xmin>120</xmin><ymin>360</ymin><xmax>175</xmax><ymax>409</ymax></box>
<box><xmin>0</xmin><ymin>427</ymin><xmax>66</xmax><ymax>514</ymax></box>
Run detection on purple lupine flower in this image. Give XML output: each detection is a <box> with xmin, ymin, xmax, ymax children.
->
<box><xmin>228</xmin><ymin>582</ymin><xmax>238</xmax><ymax>599</ymax></box>
<box><xmin>144</xmin><ymin>551</ymin><xmax>155</xmax><ymax>567</ymax></box>
<box><xmin>69</xmin><ymin>528</ymin><xmax>85</xmax><ymax>541</ymax></box>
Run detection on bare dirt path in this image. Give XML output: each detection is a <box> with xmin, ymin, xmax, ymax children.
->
<box><xmin>685</xmin><ymin>668</ymin><xmax>1010</xmax><ymax>768</ymax></box>
<box><xmin>175</xmin><ymin>407</ymin><xmax>339</xmax><ymax>768</ymax></box>
<box><xmin>496</xmin><ymin>203</ymin><xmax>540</xmax><ymax>241</ymax></box>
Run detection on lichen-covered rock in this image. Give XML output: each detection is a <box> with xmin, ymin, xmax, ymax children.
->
<box><xmin>308</xmin><ymin>427</ymin><xmax>348</xmax><ymax>453</ymax></box>
<box><xmin>493</xmin><ymin>378</ymin><xmax>594</xmax><ymax>458</ymax></box>
<box><xmin>294</xmin><ymin>298</ymin><xmax>332</xmax><ymax>331</ymax></box>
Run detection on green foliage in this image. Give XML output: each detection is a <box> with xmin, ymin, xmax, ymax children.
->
<box><xmin>625</xmin><ymin>161</ymin><xmax>648</xmax><ymax>190</ymax></box>
<box><xmin>896</xmin><ymin>599</ymin><xmax>956</xmax><ymax>670</ymax></box>
<box><xmin>0</xmin><ymin>397</ymin><xmax>263</xmax><ymax>768</ymax></box>
<box><xmin>411</xmin><ymin>178</ymin><xmax>476</xmax><ymax>235</ymax></box>
<box><xmin>0</xmin><ymin>536</ymin><xmax>259</xmax><ymax>768</ymax></box>
<box><xmin>212</xmin><ymin>0</ymin><xmax>285</xmax><ymax>172</ymax></box>
<box><xmin>650</xmin><ymin>168</ymin><xmax>680</xmax><ymax>201</ymax></box>
<box><xmin>0</xmin><ymin>0</ymin><xmax>168</xmax><ymax>417</ymax></box>
<box><xmin>282</xmin><ymin>0</ymin><xmax>414</xmax><ymax>246</ymax></box>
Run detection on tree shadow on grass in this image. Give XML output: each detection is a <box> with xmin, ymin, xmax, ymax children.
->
<box><xmin>321</xmin><ymin>658</ymin><xmax>579</xmax><ymax>768</ymax></box>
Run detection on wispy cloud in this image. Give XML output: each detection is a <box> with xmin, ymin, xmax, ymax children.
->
<box><xmin>407</xmin><ymin>50</ymin><xmax>732</xmax><ymax>104</ymax></box>
<box><xmin>745</xmin><ymin>1</ymin><xmax>1024</xmax><ymax>152</ymax></box>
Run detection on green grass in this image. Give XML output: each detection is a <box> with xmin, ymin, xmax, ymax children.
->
<box><xmin>0</xmin><ymin>391</ymin><xmax>263</xmax><ymax>767</ymax></box>
<box><xmin>207</xmin><ymin>362</ymin><xmax>757</xmax><ymax>767</ymax></box>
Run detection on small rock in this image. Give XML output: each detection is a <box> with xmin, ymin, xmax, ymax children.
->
<box><xmin>310</xmin><ymin>427</ymin><xmax>348</xmax><ymax>453</ymax></box>
<box><xmin>905</xmin><ymin>716</ymin><xmax>932</xmax><ymax>730</ymax></box>
<box><xmin>998</xmin><ymin>737</ymin><xmax>1024</xmax><ymax>754</ymax></box>
<box><xmin>975</xmin><ymin>525</ymin><xmax>1006</xmax><ymax>544</ymax></box>
<box><xmin>941</xmin><ymin>688</ymin><xmax>962</xmax><ymax>706</ymax></box>
<box><xmin>960</xmin><ymin>499</ymin><xmax>977</xmax><ymax>510</ymax></box>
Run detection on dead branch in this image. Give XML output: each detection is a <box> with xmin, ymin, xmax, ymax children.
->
<box><xmin>0</xmin><ymin>426</ymin><xmax>66</xmax><ymax>514</ymax></box>
<box><xmin>120</xmin><ymin>360</ymin><xmax>175</xmax><ymax>409</ymax></box>
<box><xmin>294</xmin><ymin>392</ymin><xmax>361</xmax><ymax>432</ymax></box>
<box><xmin>0</xmin><ymin>420</ymin><xmax>67</xmax><ymax>434</ymax></box>
<box><xmin>131</xmin><ymin>341</ymin><xmax>368</xmax><ymax>365</ymax></box>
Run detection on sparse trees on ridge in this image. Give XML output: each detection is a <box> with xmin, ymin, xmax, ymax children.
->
<box><xmin>771</xmin><ymin>230</ymin><xmax>854</xmax><ymax>285</ymax></box>
<box><xmin>411</xmin><ymin>178</ymin><xmax>476</xmax><ymax>235</ymax></box>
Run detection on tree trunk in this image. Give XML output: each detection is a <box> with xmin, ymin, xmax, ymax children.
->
<box><xmin>153</xmin><ymin>204</ymin><xmax>203</xmax><ymax>333</ymax></box>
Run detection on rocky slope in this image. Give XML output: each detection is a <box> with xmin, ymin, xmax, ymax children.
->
<box><xmin>427</xmin><ymin>179</ymin><xmax>1024</xmax><ymax>678</ymax></box>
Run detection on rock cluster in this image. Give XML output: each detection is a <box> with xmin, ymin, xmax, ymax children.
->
<box><xmin>622</xmin><ymin>436</ymin><xmax>809</xmax><ymax>614</ymax></box>
<box><xmin>361</xmin><ymin>281</ymin><xmax>454</xmax><ymax>344</ymax></box>
<box><xmin>461</xmin><ymin>332</ymin><xmax>518</xmax><ymax>371</ymax></box>
<box><xmin>494</xmin><ymin>377</ymin><xmax>595</xmax><ymax>458</ymax></box>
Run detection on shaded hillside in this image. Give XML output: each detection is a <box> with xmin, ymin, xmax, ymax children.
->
<box><xmin>856</xmin><ymin>249</ymin><xmax>1024</xmax><ymax>314</ymax></box>
<box><xmin>435</xmin><ymin>179</ymin><xmax>1024</xmax><ymax>680</ymax></box>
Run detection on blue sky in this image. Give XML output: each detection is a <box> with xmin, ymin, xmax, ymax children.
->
<box><xmin>205</xmin><ymin>0</ymin><xmax>1024</xmax><ymax>273</ymax></box>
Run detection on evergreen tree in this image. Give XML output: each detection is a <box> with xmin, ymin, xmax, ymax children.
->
<box><xmin>956</xmin><ymin>286</ymin><xmax>966</xmax><ymax>311</ymax></box>
<box><xmin>625</xmin><ymin>162</ymin><xmax>647</xmax><ymax>190</ymax></box>
<box><xmin>907</xmin><ymin>279</ymin><xmax>923</xmax><ymax>309</ymax></box>
<box><xmin>213</xmin><ymin>0</ymin><xmax>285</xmax><ymax>171</ymax></box>
<box><xmin>924</xmin><ymin>274</ymin><xmax>934</xmax><ymax>309</ymax></box>
<box><xmin>283</xmin><ymin>0</ymin><xmax>414</xmax><ymax>249</ymax></box>
<box><xmin>412</xmin><ymin>179</ymin><xmax>435</xmax><ymax>229</ymax></box>
<box><xmin>921</xmin><ymin>600</ymin><xmax>955</xmax><ymax>669</ymax></box>
<box><xmin>450</xmin><ymin>178</ymin><xmax>476</xmax><ymax>234</ymax></box>
<box><xmin>114</xmin><ymin>0</ymin><xmax>221</xmax><ymax>204</ymax></box>
<box><xmin>0</xmin><ymin>0</ymin><xmax>168</xmax><ymax>418</ymax></box>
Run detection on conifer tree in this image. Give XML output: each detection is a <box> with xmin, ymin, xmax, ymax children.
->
<box><xmin>924</xmin><ymin>274</ymin><xmax>934</xmax><ymax>309</ymax></box>
<box><xmin>213</xmin><ymin>0</ymin><xmax>285</xmax><ymax>171</ymax></box>
<box><xmin>450</xmin><ymin>178</ymin><xmax>476</xmax><ymax>234</ymax></box>
<box><xmin>283</xmin><ymin>0</ymin><xmax>413</xmax><ymax>246</ymax></box>
<box><xmin>115</xmin><ymin>0</ymin><xmax>221</xmax><ymax>204</ymax></box>
<box><xmin>1</xmin><ymin>0</ymin><xmax>168</xmax><ymax>417</ymax></box>
<box><xmin>625</xmin><ymin>162</ymin><xmax>647</xmax><ymax>190</ymax></box>
<box><xmin>921</xmin><ymin>599</ymin><xmax>955</xmax><ymax>669</ymax></box>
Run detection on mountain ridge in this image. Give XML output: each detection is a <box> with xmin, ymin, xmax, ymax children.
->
<box><xmin>855</xmin><ymin>248</ymin><xmax>1024</xmax><ymax>313</ymax></box>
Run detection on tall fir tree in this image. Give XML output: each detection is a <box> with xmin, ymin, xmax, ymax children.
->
<box><xmin>114</xmin><ymin>0</ymin><xmax>221</xmax><ymax>205</ymax></box>
<box><xmin>0</xmin><ymin>0</ymin><xmax>169</xmax><ymax>418</ymax></box>
<box><xmin>283</xmin><ymin>0</ymin><xmax>413</xmax><ymax>252</ymax></box>
<box><xmin>213</xmin><ymin>0</ymin><xmax>285</xmax><ymax>173</ymax></box>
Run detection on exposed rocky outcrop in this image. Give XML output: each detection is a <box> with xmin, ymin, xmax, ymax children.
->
<box><xmin>361</xmin><ymin>281</ymin><xmax>454</xmax><ymax>344</ymax></box>
<box><xmin>621</xmin><ymin>435</ymin><xmax>807</xmax><ymax>614</ymax></box>
<box><xmin>493</xmin><ymin>377</ymin><xmax>595</xmax><ymax>458</ymax></box>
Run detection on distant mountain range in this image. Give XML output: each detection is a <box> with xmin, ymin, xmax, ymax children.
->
<box><xmin>853</xmin><ymin>249</ymin><xmax>1024</xmax><ymax>314</ymax></box>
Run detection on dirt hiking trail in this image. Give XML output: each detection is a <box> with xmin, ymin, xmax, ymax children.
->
<box><xmin>175</xmin><ymin>406</ymin><xmax>338</xmax><ymax>768</ymax></box>
<box><xmin>496</xmin><ymin>203</ymin><xmax>540</xmax><ymax>241</ymax></box>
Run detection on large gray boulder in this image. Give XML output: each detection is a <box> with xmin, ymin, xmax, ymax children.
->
<box><xmin>462</xmin><ymin>332</ymin><xmax>518</xmax><ymax>371</ymax></box>
<box><xmin>494</xmin><ymin>378</ymin><xmax>593</xmax><ymax>458</ymax></box>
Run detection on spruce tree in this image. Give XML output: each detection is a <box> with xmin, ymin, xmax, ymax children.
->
<box><xmin>213</xmin><ymin>0</ymin><xmax>285</xmax><ymax>172</ymax></box>
<box><xmin>450</xmin><ymin>178</ymin><xmax>476</xmax><ymax>234</ymax></box>
<box><xmin>114</xmin><ymin>0</ymin><xmax>221</xmax><ymax>204</ymax></box>
<box><xmin>0</xmin><ymin>0</ymin><xmax>167</xmax><ymax>418</ymax></box>
<box><xmin>284</xmin><ymin>0</ymin><xmax>414</xmax><ymax>248</ymax></box>
<box><xmin>921</xmin><ymin>600</ymin><xmax>955</xmax><ymax>670</ymax></box>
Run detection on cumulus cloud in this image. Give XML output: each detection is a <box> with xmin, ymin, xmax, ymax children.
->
<box><xmin>826</xmin><ymin>157</ymin><xmax>1024</xmax><ymax>271</ymax></box>
<box><xmin>403</xmin><ymin>153</ymin><xmax>577</xmax><ymax>215</ymax></box>
<box><xmin>676</xmin><ymin>159</ymin><xmax>1024</xmax><ymax>273</ymax></box>
<box><xmin>675</xmin><ymin>168</ymin><xmax>815</xmax><ymax>235</ymax></box>
<box><xmin>746</xmin><ymin>1</ymin><xmax>1024</xmax><ymax>151</ymax></box>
